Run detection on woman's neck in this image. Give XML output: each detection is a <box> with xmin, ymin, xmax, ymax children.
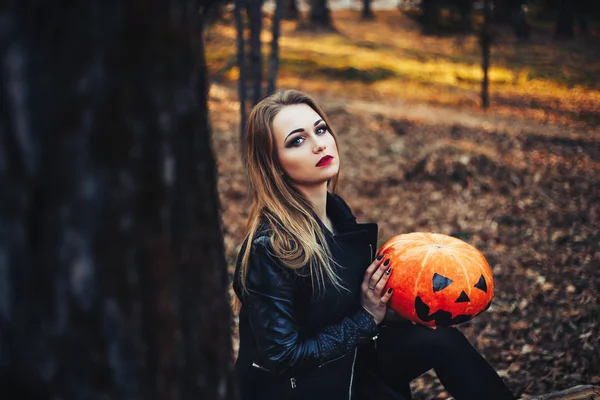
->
<box><xmin>298</xmin><ymin>183</ymin><xmax>329</xmax><ymax>226</ymax></box>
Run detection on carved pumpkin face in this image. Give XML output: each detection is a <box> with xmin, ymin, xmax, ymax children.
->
<box><xmin>378</xmin><ymin>232</ymin><xmax>494</xmax><ymax>327</ymax></box>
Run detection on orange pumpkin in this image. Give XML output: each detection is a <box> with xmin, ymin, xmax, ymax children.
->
<box><xmin>378</xmin><ymin>232</ymin><xmax>494</xmax><ymax>327</ymax></box>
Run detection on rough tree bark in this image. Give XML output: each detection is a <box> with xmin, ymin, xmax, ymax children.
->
<box><xmin>0</xmin><ymin>1</ymin><xmax>236</xmax><ymax>399</ymax></box>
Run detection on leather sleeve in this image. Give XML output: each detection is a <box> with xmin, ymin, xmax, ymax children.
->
<box><xmin>243</xmin><ymin>236</ymin><xmax>378</xmax><ymax>376</ymax></box>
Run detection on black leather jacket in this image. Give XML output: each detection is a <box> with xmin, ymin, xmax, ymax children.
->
<box><xmin>233</xmin><ymin>193</ymin><xmax>380</xmax><ymax>400</ymax></box>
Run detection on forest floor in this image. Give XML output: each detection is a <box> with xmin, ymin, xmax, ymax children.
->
<box><xmin>205</xmin><ymin>9</ymin><xmax>600</xmax><ymax>399</ymax></box>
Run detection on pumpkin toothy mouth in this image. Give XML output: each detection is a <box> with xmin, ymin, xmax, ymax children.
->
<box><xmin>415</xmin><ymin>296</ymin><xmax>492</xmax><ymax>327</ymax></box>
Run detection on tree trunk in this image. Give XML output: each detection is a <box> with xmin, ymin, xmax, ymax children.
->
<box><xmin>574</xmin><ymin>0</ymin><xmax>588</xmax><ymax>35</ymax></box>
<box><xmin>235</xmin><ymin>0</ymin><xmax>249</xmax><ymax>146</ymax></box>
<box><xmin>512</xmin><ymin>1</ymin><xmax>530</xmax><ymax>39</ymax></box>
<box><xmin>268</xmin><ymin>0</ymin><xmax>283</xmax><ymax>95</ymax></box>
<box><xmin>481</xmin><ymin>0</ymin><xmax>491</xmax><ymax>109</ymax></box>
<box><xmin>491</xmin><ymin>0</ymin><xmax>512</xmax><ymax>23</ymax></box>
<box><xmin>283</xmin><ymin>0</ymin><xmax>300</xmax><ymax>20</ymax></box>
<box><xmin>247</xmin><ymin>0</ymin><xmax>263</xmax><ymax>106</ymax></box>
<box><xmin>0</xmin><ymin>1</ymin><xmax>236</xmax><ymax>399</ymax></box>
<box><xmin>456</xmin><ymin>0</ymin><xmax>472</xmax><ymax>32</ymax></box>
<box><xmin>421</xmin><ymin>0</ymin><xmax>438</xmax><ymax>34</ymax></box>
<box><xmin>309</xmin><ymin>0</ymin><xmax>333</xmax><ymax>28</ymax></box>
<box><xmin>362</xmin><ymin>0</ymin><xmax>375</xmax><ymax>20</ymax></box>
<box><xmin>555</xmin><ymin>0</ymin><xmax>574</xmax><ymax>37</ymax></box>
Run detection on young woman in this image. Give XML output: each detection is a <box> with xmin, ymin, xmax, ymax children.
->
<box><xmin>233</xmin><ymin>89</ymin><xmax>516</xmax><ymax>400</ymax></box>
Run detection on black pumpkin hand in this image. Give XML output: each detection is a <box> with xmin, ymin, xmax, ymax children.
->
<box><xmin>361</xmin><ymin>256</ymin><xmax>393</xmax><ymax>325</ymax></box>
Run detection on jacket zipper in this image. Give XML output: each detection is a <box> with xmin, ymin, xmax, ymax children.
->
<box><xmin>285</xmin><ymin>244</ymin><xmax>375</xmax><ymax>392</ymax></box>
<box><xmin>318</xmin><ymin>351</ymin><xmax>350</xmax><ymax>368</ymax></box>
<box><xmin>252</xmin><ymin>363</ymin><xmax>298</xmax><ymax>390</ymax></box>
<box><xmin>348</xmin><ymin>348</ymin><xmax>358</xmax><ymax>399</ymax></box>
<box><xmin>251</xmin><ymin>362</ymin><xmax>269</xmax><ymax>372</ymax></box>
<box><xmin>368</xmin><ymin>243</ymin><xmax>379</xmax><ymax>351</ymax></box>
<box><xmin>317</xmin><ymin>350</ymin><xmax>358</xmax><ymax>397</ymax></box>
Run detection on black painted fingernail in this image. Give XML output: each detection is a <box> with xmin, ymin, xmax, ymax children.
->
<box><xmin>385</xmin><ymin>267</ymin><xmax>392</xmax><ymax>275</ymax></box>
<box><xmin>387</xmin><ymin>288</ymin><xmax>393</xmax><ymax>294</ymax></box>
<box><xmin>383</xmin><ymin>259</ymin><xmax>390</xmax><ymax>266</ymax></box>
<box><xmin>377</xmin><ymin>254</ymin><xmax>384</xmax><ymax>261</ymax></box>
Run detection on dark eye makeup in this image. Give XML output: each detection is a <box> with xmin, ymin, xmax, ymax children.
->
<box><xmin>315</xmin><ymin>124</ymin><xmax>328</xmax><ymax>134</ymax></box>
<box><xmin>288</xmin><ymin>136</ymin><xmax>305</xmax><ymax>147</ymax></box>
<box><xmin>285</xmin><ymin>124</ymin><xmax>329</xmax><ymax>148</ymax></box>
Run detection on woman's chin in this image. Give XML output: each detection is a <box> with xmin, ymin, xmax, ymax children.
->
<box><xmin>323</xmin><ymin>164</ymin><xmax>340</xmax><ymax>177</ymax></box>
<box><xmin>291</xmin><ymin>176</ymin><xmax>336</xmax><ymax>189</ymax></box>
<box><xmin>321</xmin><ymin>170</ymin><xmax>339</xmax><ymax>182</ymax></box>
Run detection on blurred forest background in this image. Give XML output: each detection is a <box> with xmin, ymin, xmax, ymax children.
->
<box><xmin>205</xmin><ymin>0</ymin><xmax>599</xmax><ymax>398</ymax></box>
<box><xmin>1</xmin><ymin>0</ymin><xmax>597</xmax><ymax>399</ymax></box>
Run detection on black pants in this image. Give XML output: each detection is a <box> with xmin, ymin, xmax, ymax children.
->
<box><xmin>358</xmin><ymin>321</ymin><xmax>516</xmax><ymax>400</ymax></box>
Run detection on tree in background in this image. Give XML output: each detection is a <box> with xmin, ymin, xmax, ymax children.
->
<box><xmin>511</xmin><ymin>0</ymin><xmax>530</xmax><ymax>39</ymax></box>
<box><xmin>362</xmin><ymin>0</ymin><xmax>375</xmax><ymax>20</ymax></box>
<box><xmin>247</xmin><ymin>0</ymin><xmax>264</xmax><ymax>105</ymax></box>
<box><xmin>284</xmin><ymin>0</ymin><xmax>300</xmax><ymax>20</ymax></box>
<box><xmin>553</xmin><ymin>0</ymin><xmax>589</xmax><ymax>37</ymax></box>
<box><xmin>481</xmin><ymin>0</ymin><xmax>492</xmax><ymax>109</ymax></box>
<box><xmin>0</xmin><ymin>1</ymin><xmax>236</xmax><ymax>399</ymax></box>
<box><xmin>309</xmin><ymin>0</ymin><xmax>334</xmax><ymax>29</ymax></box>
<box><xmin>418</xmin><ymin>0</ymin><xmax>472</xmax><ymax>34</ymax></box>
<box><xmin>491</xmin><ymin>0</ymin><xmax>530</xmax><ymax>38</ymax></box>
<box><xmin>555</xmin><ymin>0</ymin><xmax>574</xmax><ymax>37</ymax></box>
<box><xmin>573</xmin><ymin>0</ymin><xmax>589</xmax><ymax>35</ymax></box>
<box><xmin>235</xmin><ymin>0</ymin><xmax>283</xmax><ymax>142</ymax></box>
<box><xmin>455</xmin><ymin>0</ymin><xmax>473</xmax><ymax>31</ymax></box>
<box><xmin>420</xmin><ymin>0</ymin><xmax>438</xmax><ymax>33</ymax></box>
<box><xmin>235</xmin><ymin>0</ymin><xmax>249</xmax><ymax>145</ymax></box>
<box><xmin>268</xmin><ymin>0</ymin><xmax>284</xmax><ymax>95</ymax></box>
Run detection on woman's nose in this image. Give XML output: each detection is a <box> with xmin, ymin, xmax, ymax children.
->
<box><xmin>313</xmin><ymin>142</ymin><xmax>327</xmax><ymax>153</ymax></box>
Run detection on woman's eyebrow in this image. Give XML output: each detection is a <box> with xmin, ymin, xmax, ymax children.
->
<box><xmin>285</xmin><ymin>119</ymin><xmax>324</xmax><ymax>140</ymax></box>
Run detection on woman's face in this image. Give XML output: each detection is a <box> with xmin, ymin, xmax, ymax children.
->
<box><xmin>272</xmin><ymin>104</ymin><xmax>339</xmax><ymax>191</ymax></box>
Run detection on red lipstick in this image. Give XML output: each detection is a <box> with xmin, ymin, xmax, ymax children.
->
<box><xmin>316</xmin><ymin>155</ymin><xmax>333</xmax><ymax>167</ymax></box>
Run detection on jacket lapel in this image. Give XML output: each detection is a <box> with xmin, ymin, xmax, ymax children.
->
<box><xmin>326</xmin><ymin>193</ymin><xmax>379</xmax><ymax>261</ymax></box>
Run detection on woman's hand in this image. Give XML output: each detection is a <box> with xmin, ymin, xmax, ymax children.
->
<box><xmin>361</xmin><ymin>255</ymin><xmax>393</xmax><ymax>325</ymax></box>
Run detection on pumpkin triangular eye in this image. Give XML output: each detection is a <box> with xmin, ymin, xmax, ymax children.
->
<box><xmin>432</xmin><ymin>273</ymin><xmax>453</xmax><ymax>292</ymax></box>
<box><xmin>456</xmin><ymin>291</ymin><xmax>470</xmax><ymax>303</ymax></box>
<box><xmin>474</xmin><ymin>275</ymin><xmax>487</xmax><ymax>293</ymax></box>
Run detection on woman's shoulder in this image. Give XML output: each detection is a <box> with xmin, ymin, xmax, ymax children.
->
<box><xmin>253</xmin><ymin>216</ymin><xmax>273</xmax><ymax>244</ymax></box>
<box><xmin>240</xmin><ymin>217</ymin><xmax>277</xmax><ymax>257</ymax></box>
<box><xmin>238</xmin><ymin>221</ymin><xmax>299</xmax><ymax>286</ymax></box>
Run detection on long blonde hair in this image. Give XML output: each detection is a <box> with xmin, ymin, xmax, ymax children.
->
<box><xmin>237</xmin><ymin>89</ymin><xmax>345</xmax><ymax>301</ymax></box>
